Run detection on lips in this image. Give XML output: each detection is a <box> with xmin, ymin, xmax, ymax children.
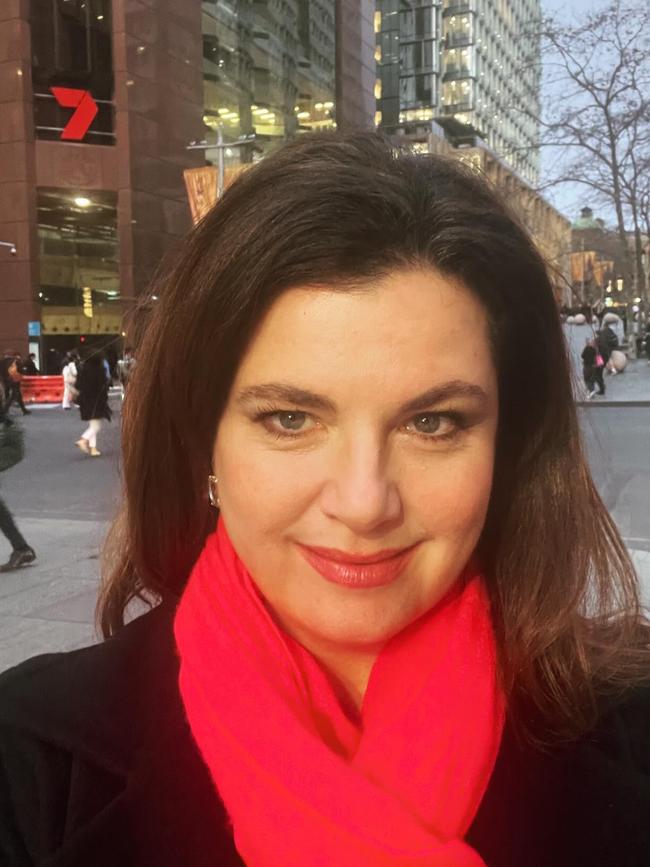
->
<box><xmin>296</xmin><ymin>543</ymin><xmax>418</xmax><ymax>589</ymax></box>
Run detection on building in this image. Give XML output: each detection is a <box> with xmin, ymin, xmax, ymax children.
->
<box><xmin>571</xmin><ymin>206</ymin><xmax>649</xmax><ymax>314</ymax></box>
<box><xmin>0</xmin><ymin>1</ymin><xmax>374</xmax><ymax>363</ymax></box>
<box><xmin>473</xmin><ymin>145</ymin><xmax>571</xmax><ymax>304</ymax></box>
<box><xmin>375</xmin><ymin>0</ymin><xmax>541</xmax><ymax>184</ymax></box>
<box><xmin>200</xmin><ymin>0</ymin><xmax>374</xmax><ymax>171</ymax></box>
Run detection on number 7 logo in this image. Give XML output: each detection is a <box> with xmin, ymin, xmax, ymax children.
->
<box><xmin>50</xmin><ymin>87</ymin><xmax>99</xmax><ymax>140</ymax></box>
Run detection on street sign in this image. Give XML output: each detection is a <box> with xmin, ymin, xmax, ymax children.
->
<box><xmin>50</xmin><ymin>87</ymin><xmax>98</xmax><ymax>140</ymax></box>
<box><xmin>27</xmin><ymin>321</ymin><xmax>41</xmax><ymax>337</ymax></box>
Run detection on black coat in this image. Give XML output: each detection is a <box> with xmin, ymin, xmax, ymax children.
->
<box><xmin>1</xmin><ymin>601</ymin><xmax>649</xmax><ymax>867</ymax></box>
<box><xmin>77</xmin><ymin>362</ymin><xmax>111</xmax><ymax>423</ymax></box>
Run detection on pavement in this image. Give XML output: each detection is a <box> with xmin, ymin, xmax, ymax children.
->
<box><xmin>1</xmin><ymin>398</ymin><xmax>649</xmax><ymax>673</ymax></box>
<box><xmin>575</xmin><ymin>358</ymin><xmax>650</xmax><ymax>406</ymax></box>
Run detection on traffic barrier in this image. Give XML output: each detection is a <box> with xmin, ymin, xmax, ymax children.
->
<box><xmin>21</xmin><ymin>375</ymin><xmax>64</xmax><ymax>404</ymax></box>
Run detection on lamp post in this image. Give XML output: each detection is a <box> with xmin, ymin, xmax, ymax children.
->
<box><xmin>186</xmin><ymin>131</ymin><xmax>257</xmax><ymax>197</ymax></box>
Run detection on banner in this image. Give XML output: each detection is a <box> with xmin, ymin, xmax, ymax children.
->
<box><xmin>184</xmin><ymin>166</ymin><xmax>218</xmax><ymax>225</ymax></box>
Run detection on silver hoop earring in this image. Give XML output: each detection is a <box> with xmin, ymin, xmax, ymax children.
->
<box><xmin>208</xmin><ymin>475</ymin><xmax>221</xmax><ymax>508</ymax></box>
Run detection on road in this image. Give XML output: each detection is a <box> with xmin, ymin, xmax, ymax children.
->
<box><xmin>0</xmin><ymin>401</ymin><xmax>648</xmax><ymax>671</ymax></box>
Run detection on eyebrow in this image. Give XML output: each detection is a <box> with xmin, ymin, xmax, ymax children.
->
<box><xmin>235</xmin><ymin>380</ymin><xmax>489</xmax><ymax>415</ymax></box>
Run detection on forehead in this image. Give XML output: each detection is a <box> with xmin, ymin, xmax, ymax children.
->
<box><xmin>234</xmin><ymin>268</ymin><xmax>495</xmax><ymax>395</ymax></box>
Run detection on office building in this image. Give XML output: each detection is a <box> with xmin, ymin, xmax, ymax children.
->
<box><xmin>375</xmin><ymin>0</ymin><xmax>542</xmax><ymax>184</ymax></box>
<box><xmin>0</xmin><ymin>1</ymin><xmax>374</xmax><ymax>361</ymax></box>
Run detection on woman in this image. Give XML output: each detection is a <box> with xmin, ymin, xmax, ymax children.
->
<box><xmin>0</xmin><ymin>134</ymin><xmax>648</xmax><ymax>866</ymax></box>
<box><xmin>75</xmin><ymin>352</ymin><xmax>111</xmax><ymax>457</ymax></box>
<box><xmin>581</xmin><ymin>337</ymin><xmax>605</xmax><ymax>398</ymax></box>
<box><xmin>61</xmin><ymin>351</ymin><xmax>79</xmax><ymax>410</ymax></box>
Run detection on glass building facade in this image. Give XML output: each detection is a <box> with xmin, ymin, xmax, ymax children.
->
<box><xmin>37</xmin><ymin>190</ymin><xmax>119</xmax><ymax>350</ymax></box>
<box><xmin>376</xmin><ymin>0</ymin><xmax>541</xmax><ymax>183</ymax></box>
<box><xmin>201</xmin><ymin>0</ymin><xmax>336</xmax><ymax>169</ymax></box>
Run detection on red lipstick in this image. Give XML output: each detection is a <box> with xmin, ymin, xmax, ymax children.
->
<box><xmin>296</xmin><ymin>543</ymin><xmax>418</xmax><ymax>589</ymax></box>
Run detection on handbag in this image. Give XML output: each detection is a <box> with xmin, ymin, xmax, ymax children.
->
<box><xmin>595</xmin><ymin>353</ymin><xmax>604</xmax><ymax>367</ymax></box>
<box><xmin>0</xmin><ymin>421</ymin><xmax>24</xmax><ymax>473</ymax></box>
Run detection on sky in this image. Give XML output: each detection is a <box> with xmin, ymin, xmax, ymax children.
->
<box><xmin>539</xmin><ymin>0</ymin><xmax>611</xmax><ymax>222</ymax></box>
<box><xmin>543</xmin><ymin>0</ymin><xmax>600</xmax><ymax>13</ymax></box>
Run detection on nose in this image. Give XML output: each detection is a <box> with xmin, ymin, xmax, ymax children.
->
<box><xmin>319</xmin><ymin>432</ymin><xmax>402</xmax><ymax>534</ymax></box>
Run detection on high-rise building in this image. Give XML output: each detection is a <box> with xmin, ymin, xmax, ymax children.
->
<box><xmin>375</xmin><ymin>0</ymin><xmax>541</xmax><ymax>184</ymax></box>
<box><xmin>0</xmin><ymin>1</ymin><xmax>374</xmax><ymax>359</ymax></box>
<box><xmin>200</xmin><ymin>0</ymin><xmax>374</xmax><ymax>172</ymax></box>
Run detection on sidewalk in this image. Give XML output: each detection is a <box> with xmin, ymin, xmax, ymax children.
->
<box><xmin>576</xmin><ymin>358</ymin><xmax>650</xmax><ymax>406</ymax></box>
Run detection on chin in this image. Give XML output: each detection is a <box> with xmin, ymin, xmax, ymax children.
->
<box><xmin>292</xmin><ymin>599</ymin><xmax>419</xmax><ymax>650</ymax></box>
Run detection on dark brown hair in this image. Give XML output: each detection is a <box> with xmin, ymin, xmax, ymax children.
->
<box><xmin>100</xmin><ymin>132</ymin><xmax>649</xmax><ymax>742</ymax></box>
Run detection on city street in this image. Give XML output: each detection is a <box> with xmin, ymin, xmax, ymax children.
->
<box><xmin>0</xmin><ymin>398</ymin><xmax>649</xmax><ymax>673</ymax></box>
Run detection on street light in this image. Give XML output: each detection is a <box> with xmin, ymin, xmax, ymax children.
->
<box><xmin>0</xmin><ymin>240</ymin><xmax>17</xmax><ymax>255</ymax></box>
<box><xmin>187</xmin><ymin>131</ymin><xmax>257</xmax><ymax>197</ymax></box>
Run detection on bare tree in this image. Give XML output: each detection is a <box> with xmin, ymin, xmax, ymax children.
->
<box><xmin>528</xmin><ymin>1</ymin><xmax>650</xmax><ymax>302</ymax></box>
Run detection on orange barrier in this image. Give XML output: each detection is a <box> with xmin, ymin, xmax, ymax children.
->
<box><xmin>21</xmin><ymin>375</ymin><xmax>65</xmax><ymax>404</ymax></box>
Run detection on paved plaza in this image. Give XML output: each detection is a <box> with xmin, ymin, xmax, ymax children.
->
<box><xmin>1</xmin><ymin>387</ymin><xmax>650</xmax><ymax>673</ymax></box>
<box><xmin>575</xmin><ymin>358</ymin><xmax>650</xmax><ymax>406</ymax></box>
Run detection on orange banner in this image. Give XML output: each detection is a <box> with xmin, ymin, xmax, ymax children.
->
<box><xmin>184</xmin><ymin>166</ymin><xmax>218</xmax><ymax>225</ymax></box>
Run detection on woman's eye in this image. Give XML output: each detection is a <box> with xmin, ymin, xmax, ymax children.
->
<box><xmin>257</xmin><ymin>410</ymin><xmax>313</xmax><ymax>437</ymax></box>
<box><xmin>275</xmin><ymin>411</ymin><xmax>307</xmax><ymax>431</ymax></box>
<box><xmin>405</xmin><ymin>413</ymin><xmax>459</xmax><ymax>439</ymax></box>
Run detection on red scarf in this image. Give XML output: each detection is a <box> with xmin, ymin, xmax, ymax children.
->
<box><xmin>175</xmin><ymin>519</ymin><xmax>505</xmax><ymax>866</ymax></box>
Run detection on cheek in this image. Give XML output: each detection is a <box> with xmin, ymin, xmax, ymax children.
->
<box><xmin>406</xmin><ymin>445</ymin><xmax>495</xmax><ymax>535</ymax></box>
<box><xmin>215</xmin><ymin>430</ymin><xmax>313</xmax><ymax>529</ymax></box>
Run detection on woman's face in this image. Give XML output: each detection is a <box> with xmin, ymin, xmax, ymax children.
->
<box><xmin>213</xmin><ymin>268</ymin><xmax>499</xmax><ymax>654</ymax></box>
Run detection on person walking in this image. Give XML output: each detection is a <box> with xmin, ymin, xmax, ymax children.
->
<box><xmin>75</xmin><ymin>353</ymin><xmax>112</xmax><ymax>457</ymax></box>
<box><xmin>597</xmin><ymin>324</ymin><xmax>619</xmax><ymax>376</ymax></box>
<box><xmin>0</xmin><ymin>354</ymin><xmax>31</xmax><ymax>416</ymax></box>
<box><xmin>581</xmin><ymin>338</ymin><xmax>599</xmax><ymax>398</ymax></box>
<box><xmin>0</xmin><ymin>390</ymin><xmax>36</xmax><ymax>572</ymax></box>
<box><xmin>61</xmin><ymin>352</ymin><xmax>79</xmax><ymax>410</ymax></box>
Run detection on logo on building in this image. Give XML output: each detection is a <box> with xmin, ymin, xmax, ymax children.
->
<box><xmin>50</xmin><ymin>88</ymin><xmax>98</xmax><ymax>141</ymax></box>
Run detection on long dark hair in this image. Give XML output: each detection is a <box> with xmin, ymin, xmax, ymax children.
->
<box><xmin>100</xmin><ymin>132</ymin><xmax>648</xmax><ymax>742</ymax></box>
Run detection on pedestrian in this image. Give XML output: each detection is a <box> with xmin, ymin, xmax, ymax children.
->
<box><xmin>61</xmin><ymin>352</ymin><xmax>79</xmax><ymax>410</ymax></box>
<box><xmin>0</xmin><ymin>393</ymin><xmax>36</xmax><ymax>573</ymax></box>
<box><xmin>0</xmin><ymin>353</ymin><xmax>31</xmax><ymax>416</ymax></box>
<box><xmin>116</xmin><ymin>346</ymin><xmax>136</xmax><ymax>396</ymax></box>
<box><xmin>1</xmin><ymin>133</ymin><xmax>649</xmax><ymax>866</ymax></box>
<box><xmin>75</xmin><ymin>353</ymin><xmax>112</xmax><ymax>457</ymax></box>
<box><xmin>581</xmin><ymin>338</ymin><xmax>598</xmax><ymax>398</ymax></box>
<box><xmin>20</xmin><ymin>353</ymin><xmax>39</xmax><ymax>376</ymax></box>
<box><xmin>597</xmin><ymin>324</ymin><xmax>619</xmax><ymax>375</ymax></box>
